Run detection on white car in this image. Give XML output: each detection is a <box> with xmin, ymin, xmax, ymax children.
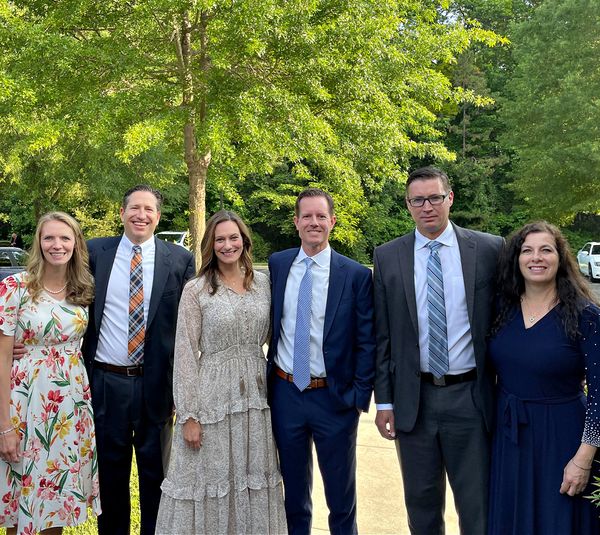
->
<box><xmin>156</xmin><ymin>231</ymin><xmax>190</xmax><ymax>250</ymax></box>
<box><xmin>576</xmin><ymin>241</ymin><xmax>600</xmax><ymax>282</ymax></box>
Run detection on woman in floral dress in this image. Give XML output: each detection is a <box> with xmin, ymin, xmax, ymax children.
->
<box><xmin>156</xmin><ymin>210</ymin><xmax>286</xmax><ymax>534</ymax></box>
<box><xmin>0</xmin><ymin>212</ymin><xmax>100</xmax><ymax>535</ymax></box>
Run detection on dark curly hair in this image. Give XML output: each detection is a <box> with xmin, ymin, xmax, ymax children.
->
<box><xmin>492</xmin><ymin>221</ymin><xmax>597</xmax><ymax>339</ymax></box>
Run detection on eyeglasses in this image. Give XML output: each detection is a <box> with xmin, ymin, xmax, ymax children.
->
<box><xmin>406</xmin><ymin>192</ymin><xmax>450</xmax><ymax>208</ymax></box>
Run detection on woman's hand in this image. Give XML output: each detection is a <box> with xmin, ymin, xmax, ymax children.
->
<box><xmin>182</xmin><ymin>419</ymin><xmax>203</xmax><ymax>450</ymax></box>
<box><xmin>560</xmin><ymin>458</ymin><xmax>591</xmax><ymax>496</ymax></box>
<box><xmin>0</xmin><ymin>428</ymin><xmax>21</xmax><ymax>463</ymax></box>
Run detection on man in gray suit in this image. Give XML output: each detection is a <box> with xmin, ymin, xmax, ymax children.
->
<box><xmin>373</xmin><ymin>167</ymin><xmax>503</xmax><ymax>535</ymax></box>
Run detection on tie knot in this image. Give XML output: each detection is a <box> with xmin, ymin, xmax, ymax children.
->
<box><xmin>132</xmin><ymin>245</ymin><xmax>142</xmax><ymax>255</ymax></box>
<box><xmin>303</xmin><ymin>257</ymin><xmax>313</xmax><ymax>268</ymax></box>
<box><xmin>427</xmin><ymin>241</ymin><xmax>442</xmax><ymax>253</ymax></box>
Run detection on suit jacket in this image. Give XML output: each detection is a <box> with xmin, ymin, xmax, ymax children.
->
<box><xmin>267</xmin><ymin>247</ymin><xmax>376</xmax><ymax>412</ymax></box>
<box><xmin>373</xmin><ymin>223</ymin><xmax>503</xmax><ymax>432</ymax></box>
<box><xmin>82</xmin><ymin>236</ymin><xmax>195</xmax><ymax>423</ymax></box>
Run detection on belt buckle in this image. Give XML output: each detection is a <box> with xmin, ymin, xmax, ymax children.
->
<box><xmin>433</xmin><ymin>375</ymin><xmax>446</xmax><ymax>387</ymax></box>
<box><xmin>126</xmin><ymin>366</ymin><xmax>139</xmax><ymax>377</ymax></box>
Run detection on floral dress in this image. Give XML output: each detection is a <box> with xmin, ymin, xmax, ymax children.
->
<box><xmin>0</xmin><ymin>272</ymin><xmax>100</xmax><ymax>534</ymax></box>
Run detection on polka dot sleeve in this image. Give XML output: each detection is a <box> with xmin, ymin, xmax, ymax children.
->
<box><xmin>579</xmin><ymin>303</ymin><xmax>600</xmax><ymax>447</ymax></box>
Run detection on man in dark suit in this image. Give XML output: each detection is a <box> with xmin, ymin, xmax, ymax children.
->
<box><xmin>373</xmin><ymin>167</ymin><xmax>503</xmax><ymax>535</ymax></box>
<box><xmin>82</xmin><ymin>185</ymin><xmax>195</xmax><ymax>535</ymax></box>
<box><xmin>267</xmin><ymin>188</ymin><xmax>375</xmax><ymax>535</ymax></box>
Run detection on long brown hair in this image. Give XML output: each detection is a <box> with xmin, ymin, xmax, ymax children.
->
<box><xmin>26</xmin><ymin>212</ymin><xmax>95</xmax><ymax>306</ymax></box>
<box><xmin>198</xmin><ymin>210</ymin><xmax>254</xmax><ymax>294</ymax></box>
<box><xmin>493</xmin><ymin>221</ymin><xmax>596</xmax><ymax>339</ymax></box>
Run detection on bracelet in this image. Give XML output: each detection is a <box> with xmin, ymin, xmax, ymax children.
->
<box><xmin>0</xmin><ymin>426</ymin><xmax>14</xmax><ymax>436</ymax></box>
<box><xmin>571</xmin><ymin>459</ymin><xmax>592</xmax><ymax>471</ymax></box>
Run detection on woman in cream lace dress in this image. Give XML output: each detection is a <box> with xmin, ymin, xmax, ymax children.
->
<box><xmin>156</xmin><ymin>210</ymin><xmax>286</xmax><ymax>535</ymax></box>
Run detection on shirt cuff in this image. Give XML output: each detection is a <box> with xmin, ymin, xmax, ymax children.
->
<box><xmin>376</xmin><ymin>403</ymin><xmax>394</xmax><ymax>411</ymax></box>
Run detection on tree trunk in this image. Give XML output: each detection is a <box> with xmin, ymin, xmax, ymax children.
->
<box><xmin>177</xmin><ymin>10</ymin><xmax>211</xmax><ymax>266</ymax></box>
<box><xmin>185</xmin><ymin>132</ymin><xmax>210</xmax><ymax>265</ymax></box>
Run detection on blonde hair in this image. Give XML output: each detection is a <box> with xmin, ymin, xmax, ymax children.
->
<box><xmin>26</xmin><ymin>212</ymin><xmax>95</xmax><ymax>306</ymax></box>
<box><xmin>198</xmin><ymin>210</ymin><xmax>254</xmax><ymax>295</ymax></box>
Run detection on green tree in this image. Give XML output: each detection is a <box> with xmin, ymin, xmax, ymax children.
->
<box><xmin>1</xmin><ymin>0</ymin><xmax>502</xmax><ymax>257</ymax></box>
<box><xmin>500</xmin><ymin>0</ymin><xmax>600</xmax><ymax>222</ymax></box>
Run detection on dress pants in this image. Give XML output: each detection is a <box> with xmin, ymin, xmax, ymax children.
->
<box><xmin>92</xmin><ymin>367</ymin><xmax>173</xmax><ymax>535</ymax></box>
<box><xmin>395</xmin><ymin>380</ymin><xmax>490</xmax><ymax>535</ymax></box>
<box><xmin>270</xmin><ymin>375</ymin><xmax>360</xmax><ymax>535</ymax></box>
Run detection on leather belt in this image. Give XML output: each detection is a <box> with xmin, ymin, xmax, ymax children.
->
<box><xmin>275</xmin><ymin>365</ymin><xmax>327</xmax><ymax>389</ymax></box>
<box><xmin>95</xmin><ymin>361</ymin><xmax>143</xmax><ymax>377</ymax></box>
<box><xmin>421</xmin><ymin>369</ymin><xmax>476</xmax><ymax>387</ymax></box>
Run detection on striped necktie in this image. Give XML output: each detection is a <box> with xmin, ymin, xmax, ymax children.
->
<box><xmin>293</xmin><ymin>257</ymin><xmax>313</xmax><ymax>391</ymax></box>
<box><xmin>128</xmin><ymin>245</ymin><xmax>145</xmax><ymax>365</ymax></box>
<box><xmin>426</xmin><ymin>241</ymin><xmax>449</xmax><ymax>378</ymax></box>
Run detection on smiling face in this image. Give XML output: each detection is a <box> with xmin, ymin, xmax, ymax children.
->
<box><xmin>120</xmin><ymin>190</ymin><xmax>161</xmax><ymax>244</ymax></box>
<box><xmin>518</xmin><ymin>231</ymin><xmax>559</xmax><ymax>287</ymax></box>
<box><xmin>294</xmin><ymin>195</ymin><xmax>336</xmax><ymax>255</ymax></box>
<box><xmin>406</xmin><ymin>177</ymin><xmax>453</xmax><ymax>239</ymax></box>
<box><xmin>213</xmin><ymin>220</ymin><xmax>243</xmax><ymax>268</ymax></box>
<box><xmin>40</xmin><ymin>220</ymin><xmax>75</xmax><ymax>268</ymax></box>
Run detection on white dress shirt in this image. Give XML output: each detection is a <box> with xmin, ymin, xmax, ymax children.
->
<box><xmin>95</xmin><ymin>235</ymin><xmax>155</xmax><ymax>366</ymax></box>
<box><xmin>275</xmin><ymin>246</ymin><xmax>331</xmax><ymax>378</ymax></box>
<box><xmin>414</xmin><ymin>223</ymin><xmax>475</xmax><ymax>374</ymax></box>
<box><xmin>377</xmin><ymin>223</ymin><xmax>476</xmax><ymax>411</ymax></box>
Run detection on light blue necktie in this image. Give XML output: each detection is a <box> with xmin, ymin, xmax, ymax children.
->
<box><xmin>293</xmin><ymin>257</ymin><xmax>313</xmax><ymax>391</ymax></box>
<box><xmin>426</xmin><ymin>241</ymin><xmax>449</xmax><ymax>378</ymax></box>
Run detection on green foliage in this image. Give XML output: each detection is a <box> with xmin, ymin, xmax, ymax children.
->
<box><xmin>1</xmin><ymin>0</ymin><xmax>505</xmax><ymax>258</ymax></box>
<box><xmin>500</xmin><ymin>0</ymin><xmax>600</xmax><ymax>222</ymax></box>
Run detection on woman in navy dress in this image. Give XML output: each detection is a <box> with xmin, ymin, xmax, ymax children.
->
<box><xmin>488</xmin><ymin>221</ymin><xmax>600</xmax><ymax>535</ymax></box>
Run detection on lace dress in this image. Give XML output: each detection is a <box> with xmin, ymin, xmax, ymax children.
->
<box><xmin>0</xmin><ymin>272</ymin><xmax>100</xmax><ymax>534</ymax></box>
<box><xmin>156</xmin><ymin>271</ymin><xmax>286</xmax><ymax>534</ymax></box>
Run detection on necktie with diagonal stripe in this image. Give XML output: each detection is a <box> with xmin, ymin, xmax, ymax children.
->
<box><xmin>426</xmin><ymin>241</ymin><xmax>449</xmax><ymax>378</ymax></box>
<box><xmin>128</xmin><ymin>244</ymin><xmax>145</xmax><ymax>365</ymax></box>
<box><xmin>293</xmin><ymin>257</ymin><xmax>313</xmax><ymax>391</ymax></box>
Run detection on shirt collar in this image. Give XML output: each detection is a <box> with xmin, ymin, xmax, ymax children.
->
<box><xmin>120</xmin><ymin>234</ymin><xmax>156</xmax><ymax>255</ymax></box>
<box><xmin>295</xmin><ymin>245</ymin><xmax>331</xmax><ymax>268</ymax></box>
<box><xmin>415</xmin><ymin>223</ymin><xmax>455</xmax><ymax>250</ymax></box>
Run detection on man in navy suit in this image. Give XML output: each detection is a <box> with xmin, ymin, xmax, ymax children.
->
<box><xmin>267</xmin><ymin>188</ymin><xmax>376</xmax><ymax>535</ymax></box>
<box><xmin>82</xmin><ymin>185</ymin><xmax>195</xmax><ymax>535</ymax></box>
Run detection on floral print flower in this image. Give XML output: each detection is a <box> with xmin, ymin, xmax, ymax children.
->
<box><xmin>72</xmin><ymin>309</ymin><xmax>87</xmax><ymax>335</ymax></box>
<box><xmin>37</xmin><ymin>478</ymin><xmax>60</xmax><ymax>501</ymax></box>
<box><xmin>54</xmin><ymin>413</ymin><xmax>72</xmax><ymax>440</ymax></box>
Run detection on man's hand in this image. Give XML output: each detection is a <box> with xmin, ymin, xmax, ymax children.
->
<box><xmin>375</xmin><ymin>409</ymin><xmax>396</xmax><ymax>440</ymax></box>
<box><xmin>12</xmin><ymin>343</ymin><xmax>26</xmax><ymax>361</ymax></box>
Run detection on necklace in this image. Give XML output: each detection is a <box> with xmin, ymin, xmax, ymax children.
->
<box><xmin>219</xmin><ymin>271</ymin><xmax>245</xmax><ymax>292</ymax></box>
<box><xmin>43</xmin><ymin>283</ymin><xmax>67</xmax><ymax>295</ymax></box>
<box><xmin>521</xmin><ymin>294</ymin><xmax>557</xmax><ymax>324</ymax></box>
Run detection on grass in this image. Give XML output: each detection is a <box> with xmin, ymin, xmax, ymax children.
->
<box><xmin>1</xmin><ymin>460</ymin><xmax>141</xmax><ymax>535</ymax></box>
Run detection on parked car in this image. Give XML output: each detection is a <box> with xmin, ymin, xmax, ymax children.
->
<box><xmin>156</xmin><ymin>231</ymin><xmax>190</xmax><ymax>250</ymax></box>
<box><xmin>0</xmin><ymin>247</ymin><xmax>29</xmax><ymax>281</ymax></box>
<box><xmin>577</xmin><ymin>241</ymin><xmax>600</xmax><ymax>282</ymax></box>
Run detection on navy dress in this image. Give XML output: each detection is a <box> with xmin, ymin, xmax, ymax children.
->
<box><xmin>488</xmin><ymin>304</ymin><xmax>600</xmax><ymax>535</ymax></box>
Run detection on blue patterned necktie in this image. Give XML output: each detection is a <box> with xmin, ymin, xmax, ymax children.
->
<box><xmin>426</xmin><ymin>241</ymin><xmax>449</xmax><ymax>378</ymax></box>
<box><xmin>128</xmin><ymin>245</ymin><xmax>145</xmax><ymax>365</ymax></box>
<box><xmin>293</xmin><ymin>257</ymin><xmax>313</xmax><ymax>391</ymax></box>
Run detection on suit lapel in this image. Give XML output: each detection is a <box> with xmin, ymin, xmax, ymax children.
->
<box><xmin>324</xmin><ymin>250</ymin><xmax>347</xmax><ymax>341</ymax></box>
<box><xmin>454</xmin><ymin>224</ymin><xmax>477</xmax><ymax>326</ymax></box>
<box><xmin>399</xmin><ymin>234</ymin><xmax>419</xmax><ymax>337</ymax></box>
<box><xmin>93</xmin><ymin>240</ymin><xmax>119</xmax><ymax>333</ymax></box>
<box><xmin>147</xmin><ymin>237</ymin><xmax>171</xmax><ymax>329</ymax></box>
